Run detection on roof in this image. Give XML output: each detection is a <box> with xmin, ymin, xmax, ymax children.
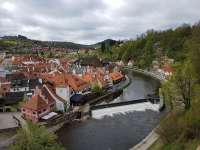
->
<box><xmin>6</xmin><ymin>73</ymin><xmax>26</xmax><ymax>81</ymax></box>
<box><xmin>75</xmin><ymin>56</ymin><xmax>103</xmax><ymax>67</ymax></box>
<box><xmin>162</xmin><ymin>64</ymin><xmax>173</xmax><ymax>73</ymax></box>
<box><xmin>65</xmin><ymin>74</ymin><xmax>89</xmax><ymax>92</ymax></box>
<box><xmin>109</xmin><ymin>72</ymin><xmax>124</xmax><ymax>81</ymax></box>
<box><xmin>41</xmin><ymin>85</ymin><xmax>56</xmax><ymax>103</ymax></box>
<box><xmin>29</xmin><ymin>78</ymin><xmax>42</xmax><ymax>89</ymax></box>
<box><xmin>44</xmin><ymin>84</ymin><xmax>66</xmax><ymax>103</ymax></box>
<box><xmin>22</xmin><ymin>94</ymin><xmax>48</xmax><ymax>111</ymax></box>
<box><xmin>70</xmin><ymin>94</ymin><xmax>85</xmax><ymax>104</ymax></box>
<box><xmin>0</xmin><ymin>92</ymin><xmax>24</xmax><ymax>105</ymax></box>
<box><xmin>82</xmin><ymin>73</ymin><xmax>95</xmax><ymax>84</ymax></box>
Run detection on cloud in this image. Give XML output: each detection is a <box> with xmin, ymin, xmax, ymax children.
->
<box><xmin>0</xmin><ymin>0</ymin><xmax>200</xmax><ymax>44</ymax></box>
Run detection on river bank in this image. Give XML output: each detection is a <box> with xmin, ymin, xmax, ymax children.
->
<box><xmin>0</xmin><ymin>73</ymin><xmax>131</xmax><ymax>150</ymax></box>
<box><xmin>57</xmin><ymin>70</ymin><xmax>162</xmax><ymax>150</ymax></box>
<box><xmin>124</xmin><ymin>66</ymin><xmax>166</xmax><ymax>150</ymax></box>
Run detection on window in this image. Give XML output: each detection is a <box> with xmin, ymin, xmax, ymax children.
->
<box><xmin>33</xmin><ymin>112</ymin><xmax>36</xmax><ymax>115</ymax></box>
<box><xmin>43</xmin><ymin>109</ymin><xmax>46</xmax><ymax>112</ymax></box>
<box><xmin>22</xmin><ymin>109</ymin><xmax>26</xmax><ymax>112</ymax></box>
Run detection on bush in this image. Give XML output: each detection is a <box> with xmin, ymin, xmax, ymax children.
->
<box><xmin>10</xmin><ymin>122</ymin><xmax>64</xmax><ymax>150</ymax></box>
<box><xmin>157</xmin><ymin>112</ymin><xmax>183</xmax><ymax>144</ymax></box>
<box><xmin>157</xmin><ymin>102</ymin><xmax>200</xmax><ymax>149</ymax></box>
<box><xmin>91</xmin><ymin>83</ymin><xmax>103</xmax><ymax>93</ymax></box>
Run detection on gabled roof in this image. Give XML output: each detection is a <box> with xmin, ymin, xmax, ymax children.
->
<box><xmin>44</xmin><ymin>84</ymin><xmax>66</xmax><ymax>103</ymax></box>
<box><xmin>22</xmin><ymin>94</ymin><xmax>48</xmax><ymax>111</ymax></box>
<box><xmin>65</xmin><ymin>74</ymin><xmax>89</xmax><ymax>91</ymax></box>
<box><xmin>109</xmin><ymin>72</ymin><xmax>124</xmax><ymax>81</ymax></box>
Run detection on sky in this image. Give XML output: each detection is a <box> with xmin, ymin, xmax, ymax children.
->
<box><xmin>0</xmin><ymin>0</ymin><xmax>200</xmax><ymax>44</ymax></box>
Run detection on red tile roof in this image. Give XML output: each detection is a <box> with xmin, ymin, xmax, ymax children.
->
<box><xmin>65</xmin><ymin>74</ymin><xmax>89</xmax><ymax>92</ymax></box>
<box><xmin>162</xmin><ymin>64</ymin><xmax>173</xmax><ymax>73</ymax></box>
<box><xmin>109</xmin><ymin>72</ymin><xmax>124</xmax><ymax>81</ymax></box>
<box><xmin>22</xmin><ymin>94</ymin><xmax>48</xmax><ymax>111</ymax></box>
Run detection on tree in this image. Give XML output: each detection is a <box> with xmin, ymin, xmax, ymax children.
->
<box><xmin>10</xmin><ymin>122</ymin><xmax>65</xmax><ymax>150</ymax></box>
<box><xmin>187</xmin><ymin>25</ymin><xmax>200</xmax><ymax>81</ymax></box>
<box><xmin>91</xmin><ymin>83</ymin><xmax>103</xmax><ymax>93</ymax></box>
<box><xmin>161</xmin><ymin>81</ymin><xmax>176</xmax><ymax>110</ymax></box>
<box><xmin>173</xmin><ymin>62</ymin><xmax>195</xmax><ymax>110</ymax></box>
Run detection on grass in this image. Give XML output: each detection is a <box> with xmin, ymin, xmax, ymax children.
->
<box><xmin>148</xmin><ymin>139</ymin><xmax>164</xmax><ymax>150</ymax></box>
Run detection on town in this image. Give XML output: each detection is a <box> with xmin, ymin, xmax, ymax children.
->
<box><xmin>0</xmin><ymin>53</ymin><xmax>127</xmax><ymax>123</ymax></box>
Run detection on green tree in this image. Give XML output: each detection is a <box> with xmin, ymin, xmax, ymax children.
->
<box><xmin>187</xmin><ymin>24</ymin><xmax>200</xmax><ymax>81</ymax></box>
<box><xmin>173</xmin><ymin>62</ymin><xmax>196</xmax><ymax>110</ymax></box>
<box><xmin>92</xmin><ymin>83</ymin><xmax>103</xmax><ymax>93</ymax></box>
<box><xmin>10</xmin><ymin>122</ymin><xmax>64</xmax><ymax>150</ymax></box>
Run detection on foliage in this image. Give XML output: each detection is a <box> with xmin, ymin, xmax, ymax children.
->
<box><xmin>10</xmin><ymin>122</ymin><xmax>64</xmax><ymax>150</ymax></box>
<box><xmin>91</xmin><ymin>83</ymin><xmax>103</xmax><ymax>93</ymax></box>
<box><xmin>95</xmin><ymin>23</ymin><xmax>200</xmax><ymax>69</ymax></box>
<box><xmin>155</xmin><ymin>22</ymin><xmax>200</xmax><ymax>150</ymax></box>
<box><xmin>157</xmin><ymin>103</ymin><xmax>200</xmax><ymax>150</ymax></box>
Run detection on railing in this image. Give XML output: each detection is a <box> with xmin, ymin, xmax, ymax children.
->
<box><xmin>122</xmin><ymin>66</ymin><xmax>166</xmax><ymax>82</ymax></box>
<box><xmin>121</xmin><ymin>66</ymin><xmax>166</xmax><ymax>110</ymax></box>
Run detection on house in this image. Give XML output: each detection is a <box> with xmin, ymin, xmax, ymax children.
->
<box><xmin>75</xmin><ymin>56</ymin><xmax>103</xmax><ymax>67</ymax></box>
<box><xmin>21</xmin><ymin>87</ymin><xmax>55</xmax><ymax>123</ymax></box>
<box><xmin>0</xmin><ymin>77</ymin><xmax>10</xmax><ymax>97</ymax></box>
<box><xmin>65</xmin><ymin>73</ymin><xmax>90</xmax><ymax>94</ymax></box>
<box><xmin>0</xmin><ymin>92</ymin><xmax>25</xmax><ymax>112</ymax></box>
<box><xmin>127</xmin><ymin>60</ymin><xmax>134</xmax><ymax>67</ymax></box>
<box><xmin>157</xmin><ymin>64</ymin><xmax>173</xmax><ymax>77</ymax></box>
<box><xmin>82</xmin><ymin>69</ymin><xmax>109</xmax><ymax>89</ymax></box>
<box><xmin>5</xmin><ymin>72</ymin><xmax>42</xmax><ymax>96</ymax></box>
<box><xmin>6</xmin><ymin>73</ymin><xmax>29</xmax><ymax>93</ymax></box>
<box><xmin>109</xmin><ymin>71</ymin><xmax>125</xmax><ymax>84</ymax></box>
<box><xmin>162</xmin><ymin>64</ymin><xmax>173</xmax><ymax>76</ymax></box>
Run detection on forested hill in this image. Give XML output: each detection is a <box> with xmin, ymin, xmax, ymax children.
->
<box><xmin>0</xmin><ymin>35</ymin><xmax>94</xmax><ymax>50</ymax></box>
<box><xmin>98</xmin><ymin>22</ymin><xmax>200</xmax><ymax>68</ymax></box>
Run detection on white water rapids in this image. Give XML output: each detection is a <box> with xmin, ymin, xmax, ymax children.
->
<box><xmin>92</xmin><ymin>102</ymin><xmax>160</xmax><ymax>119</ymax></box>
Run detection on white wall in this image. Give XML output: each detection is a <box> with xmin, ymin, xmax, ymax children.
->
<box><xmin>56</xmin><ymin>86</ymin><xmax>70</xmax><ymax>104</ymax></box>
<box><xmin>10</xmin><ymin>87</ymin><xmax>29</xmax><ymax>92</ymax></box>
<box><xmin>44</xmin><ymin>85</ymin><xmax>65</xmax><ymax>112</ymax></box>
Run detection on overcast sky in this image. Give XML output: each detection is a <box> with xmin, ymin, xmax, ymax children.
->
<box><xmin>0</xmin><ymin>0</ymin><xmax>200</xmax><ymax>44</ymax></box>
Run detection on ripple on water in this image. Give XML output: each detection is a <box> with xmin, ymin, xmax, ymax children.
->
<box><xmin>57</xmin><ymin>110</ymin><xmax>163</xmax><ymax>150</ymax></box>
<box><xmin>57</xmin><ymin>71</ymin><xmax>162</xmax><ymax>150</ymax></box>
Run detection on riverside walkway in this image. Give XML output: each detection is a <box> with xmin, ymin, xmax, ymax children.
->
<box><xmin>0</xmin><ymin>112</ymin><xmax>21</xmax><ymax>130</ymax></box>
<box><xmin>122</xmin><ymin>66</ymin><xmax>166</xmax><ymax>83</ymax></box>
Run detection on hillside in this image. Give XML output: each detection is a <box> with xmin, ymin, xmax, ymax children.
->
<box><xmin>97</xmin><ymin>23</ymin><xmax>198</xmax><ymax>68</ymax></box>
<box><xmin>0</xmin><ymin>35</ymin><xmax>94</xmax><ymax>51</ymax></box>
<box><xmin>91</xmin><ymin>39</ymin><xmax>121</xmax><ymax>49</ymax></box>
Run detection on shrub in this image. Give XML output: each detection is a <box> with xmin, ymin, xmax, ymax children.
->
<box><xmin>91</xmin><ymin>83</ymin><xmax>103</xmax><ymax>93</ymax></box>
<box><xmin>157</xmin><ymin>112</ymin><xmax>183</xmax><ymax>144</ymax></box>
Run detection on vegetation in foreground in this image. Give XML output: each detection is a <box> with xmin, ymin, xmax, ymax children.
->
<box><xmin>10</xmin><ymin>122</ymin><xmax>64</xmax><ymax>150</ymax></box>
<box><xmin>153</xmin><ymin>23</ymin><xmax>200</xmax><ymax>150</ymax></box>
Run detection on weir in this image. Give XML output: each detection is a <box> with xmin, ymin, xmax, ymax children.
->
<box><xmin>91</xmin><ymin>99</ymin><xmax>160</xmax><ymax>119</ymax></box>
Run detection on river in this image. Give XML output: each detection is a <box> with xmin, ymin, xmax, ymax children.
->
<box><xmin>57</xmin><ymin>71</ymin><xmax>163</xmax><ymax>150</ymax></box>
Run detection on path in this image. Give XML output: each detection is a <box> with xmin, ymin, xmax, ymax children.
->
<box><xmin>0</xmin><ymin>112</ymin><xmax>21</xmax><ymax>130</ymax></box>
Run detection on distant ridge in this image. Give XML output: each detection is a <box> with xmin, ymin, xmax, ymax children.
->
<box><xmin>0</xmin><ymin>35</ymin><xmax>94</xmax><ymax>50</ymax></box>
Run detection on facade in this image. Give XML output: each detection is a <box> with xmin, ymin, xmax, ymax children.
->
<box><xmin>0</xmin><ymin>77</ymin><xmax>10</xmax><ymax>97</ymax></box>
<box><xmin>21</xmin><ymin>87</ymin><xmax>55</xmax><ymax>123</ymax></box>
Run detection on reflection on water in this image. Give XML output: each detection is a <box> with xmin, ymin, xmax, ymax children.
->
<box><xmin>57</xmin><ymin>71</ymin><xmax>162</xmax><ymax>150</ymax></box>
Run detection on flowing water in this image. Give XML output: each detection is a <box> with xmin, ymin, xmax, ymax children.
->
<box><xmin>57</xmin><ymin>71</ymin><xmax>163</xmax><ymax>150</ymax></box>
